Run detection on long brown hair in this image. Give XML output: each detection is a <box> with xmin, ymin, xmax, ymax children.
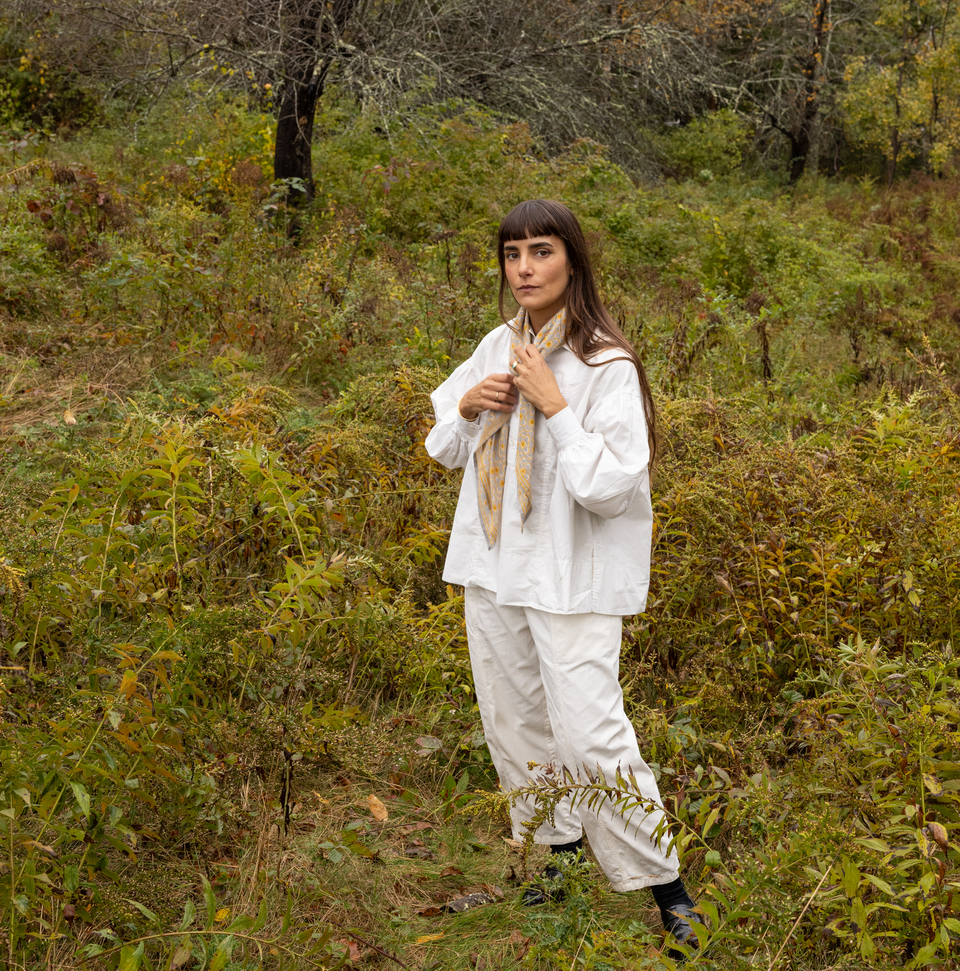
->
<box><xmin>497</xmin><ymin>199</ymin><xmax>658</xmax><ymax>465</ymax></box>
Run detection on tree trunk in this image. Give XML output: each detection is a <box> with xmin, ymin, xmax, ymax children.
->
<box><xmin>273</xmin><ymin>0</ymin><xmax>359</xmax><ymax>204</ymax></box>
<box><xmin>274</xmin><ymin>0</ymin><xmax>325</xmax><ymax>203</ymax></box>
<box><xmin>804</xmin><ymin>0</ymin><xmax>835</xmax><ymax>182</ymax></box>
<box><xmin>804</xmin><ymin>111</ymin><xmax>823</xmax><ymax>180</ymax></box>
<box><xmin>888</xmin><ymin>18</ymin><xmax>908</xmax><ymax>188</ymax></box>
<box><xmin>788</xmin><ymin>0</ymin><xmax>829</xmax><ymax>184</ymax></box>
<box><xmin>788</xmin><ymin>116</ymin><xmax>813</xmax><ymax>184</ymax></box>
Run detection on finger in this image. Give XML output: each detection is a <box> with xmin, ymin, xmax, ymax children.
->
<box><xmin>517</xmin><ymin>347</ymin><xmax>540</xmax><ymax>370</ymax></box>
<box><xmin>485</xmin><ymin>385</ymin><xmax>516</xmax><ymax>410</ymax></box>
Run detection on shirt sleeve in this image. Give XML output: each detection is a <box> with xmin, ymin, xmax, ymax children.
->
<box><xmin>545</xmin><ymin>390</ymin><xmax>649</xmax><ymax>519</ymax></box>
<box><xmin>425</xmin><ymin>355</ymin><xmax>484</xmax><ymax>470</ymax></box>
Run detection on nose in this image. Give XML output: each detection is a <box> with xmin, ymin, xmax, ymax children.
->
<box><xmin>517</xmin><ymin>254</ymin><xmax>534</xmax><ymax>277</ymax></box>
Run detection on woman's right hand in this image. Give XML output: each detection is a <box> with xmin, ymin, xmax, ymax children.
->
<box><xmin>458</xmin><ymin>373</ymin><xmax>518</xmax><ymax>421</ymax></box>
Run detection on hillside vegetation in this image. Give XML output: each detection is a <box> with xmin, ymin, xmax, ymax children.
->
<box><xmin>2</xmin><ymin>96</ymin><xmax>960</xmax><ymax>970</ymax></box>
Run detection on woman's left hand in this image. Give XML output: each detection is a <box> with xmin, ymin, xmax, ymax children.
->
<box><xmin>511</xmin><ymin>343</ymin><xmax>568</xmax><ymax>419</ymax></box>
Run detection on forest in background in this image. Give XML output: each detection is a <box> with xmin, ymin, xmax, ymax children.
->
<box><xmin>3</xmin><ymin>2</ymin><xmax>960</xmax><ymax>969</ymax></box>
<box><xmin>10</xmin><ymin>0</ymin><xmax>960</xmax><ymax>187</ymax></box>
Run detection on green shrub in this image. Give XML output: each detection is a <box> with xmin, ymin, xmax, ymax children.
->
<box><xmin>657</xmin><ymin>109</ymin><xmax>752</xmax><ymax>179</ymax></box>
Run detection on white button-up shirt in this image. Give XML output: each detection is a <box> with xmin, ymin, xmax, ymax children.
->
<box><xmin>425</xmin><ymin>322</ymin><xmax>653</xmax><ymax>616</ymax></box>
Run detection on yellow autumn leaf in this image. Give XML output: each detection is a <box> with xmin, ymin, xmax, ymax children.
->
<box><xmin>367</xmin><ymin>794</ymin><xmax>388</xmax><ymax>821</ymax></box>
<box><xmin>215</xmin><ymin>907</ymin><xmax>230</xmax><ymax>923</ymax></box>
<box><xmin>415</xmin><ymin>933</ymin><xmax>445</xmax><ymax>944</ymax></box>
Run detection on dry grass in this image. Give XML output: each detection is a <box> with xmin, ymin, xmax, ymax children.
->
<box><xmin>45</xmin><ymin>709</ymin><xmax>677</xmax><ymax>971</ymax></box>
<box><xmin>0</xmin><ymin>335</ymin><xmax>152</xmax><ymax>435</ymax></box>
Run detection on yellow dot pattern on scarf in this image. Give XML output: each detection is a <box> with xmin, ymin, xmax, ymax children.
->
<box><xmin>475</xmin><ymin>306</ymin><xmax>567</xmax><ymax>547</ymax></box>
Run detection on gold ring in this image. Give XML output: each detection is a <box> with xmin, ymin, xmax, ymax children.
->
<box><xmin>495</xmin><ymin>391</ymin><xmax>500</xmax><ymax>402</ymax></box>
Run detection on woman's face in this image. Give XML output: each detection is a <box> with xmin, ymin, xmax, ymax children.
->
<box><xmin>503</xmin><ymin>234</ymin><xmax>571</xmax><ymax>326</ymax></box>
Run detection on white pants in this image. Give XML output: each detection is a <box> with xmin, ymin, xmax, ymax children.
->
<box><xmin>465</xmin><ymin>585</ymin><xmax>680</xmax><ymax>892</ymax></box>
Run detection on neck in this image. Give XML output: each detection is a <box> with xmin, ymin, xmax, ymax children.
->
<box><xmin>527</xmin><ymin>301</ymin><xmax>565</xmax><ymax>334</ymax></box>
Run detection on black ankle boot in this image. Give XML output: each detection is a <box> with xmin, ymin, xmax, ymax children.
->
<box><xmin>521</xmin><ymin>845</ymin><xmax>584</xmax><ymax>906</ymax></box>
<box><xmin>521</xmin><ymin>864</ymin><xmax>565</xmax><ymax>905</ymax></box>
<box><xmin>651</xmin><ymin>878</ymin><xmax>703</xmax><ymax>959</ymax></box>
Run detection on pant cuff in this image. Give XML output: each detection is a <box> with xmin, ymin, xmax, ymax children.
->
<box><xmin>531</xmin><ymin>834</ymin><xmax>584</xmax><ymax>845</ymax></box>
<box><xmin>607</xmin><ymin>869</ymin><xmax>682</xmax><ymax>893</ymax></box>
<box><xmin>515</xmin><ymin>829</ymin><xmax>585</xmax><ymax>844</ymax></box>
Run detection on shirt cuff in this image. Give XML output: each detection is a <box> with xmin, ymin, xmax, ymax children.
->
<box><xmin>456</xmin><ymin>413</ymin><xmax>481</xmax><ymax>437</ymax></box>
<box><xmin>545</xmin><ymin>406</ymin><xmax>586</xmax><ymax>449</ymax></box>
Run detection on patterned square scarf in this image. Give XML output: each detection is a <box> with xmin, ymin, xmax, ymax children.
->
<box><xmin>474</xmin><ymin>306</ymin><xmax>567</xmax><ymax>547</ymax></box>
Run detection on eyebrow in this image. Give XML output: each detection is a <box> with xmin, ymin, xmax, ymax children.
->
<box><xmin>503</xmin><ymin>239</ymin><xmax>555</xmax><ymax>251</ymax></box>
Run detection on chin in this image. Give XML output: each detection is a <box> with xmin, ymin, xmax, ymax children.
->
<box><xmin>515</xmin><ymin>295</ymin><xmax>549</xmax><ymax>312</ymax></box>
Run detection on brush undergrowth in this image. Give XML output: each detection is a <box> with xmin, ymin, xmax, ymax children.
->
<box><xmin>1</xmin><ymin>94</ymin><xmax>960</xmax><ymax>969</ymax></box>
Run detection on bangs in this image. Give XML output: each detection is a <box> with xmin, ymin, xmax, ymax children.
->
<box><xmin>498</xmin><ymin>199</ymin><xmax>566</xmax><ymax>246</ymax></box>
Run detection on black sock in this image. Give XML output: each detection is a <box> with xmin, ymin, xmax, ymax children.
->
<box><xmin>550</xmin><ymin>838</ymin><xmax>584</xmax><ymax>857</ymax></box>
<box><xmin>651</xmin><ymin>877</ymin><xmax>695</xmax><ymax>916</ymax></box>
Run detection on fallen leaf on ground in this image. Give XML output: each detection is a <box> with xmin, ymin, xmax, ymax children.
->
<box><xmin>415</xmin><ymin>905</ymin><xmax>444</xmax><ymax>917</ymax></box>
<box><xmin>367</xmin><ymin>794</ymin><xmax>388</xmax><ymax>821</ymax></box>
<box><xmin>400</xmin><ymin>822</ymin><xmax>432</xmax><ymax>833</ymax></box>
<box><xmin>439</xmin><ymin>866</ymin><xmax>463</xmax><ymax>877</ymax></box>
<box><xmin>510</xmin><ymin>928</ymin><xmax>531</xmax><ymax>958</ymax></box>
<box><xmin>337</xmin><ymin>938</ymin><xmax>362</xmax><ymax>961</ymax></box>
<box><xmin>415</xmin><ymin>933</ymin><xmax>445</xmax><ymax>944</ymax></box>
<box><xmin>404</xmin><ymin>840</ymin><xmax>435</xmax><ymax>860</ymax></box>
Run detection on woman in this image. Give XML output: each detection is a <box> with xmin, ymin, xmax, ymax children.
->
<box><xmin>425</xmin><ymin>199</ymin><xmax>700</xmax><ymax>951</ymax></box>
